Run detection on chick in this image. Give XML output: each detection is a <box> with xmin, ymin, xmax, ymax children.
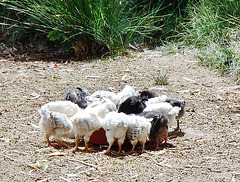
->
<box><xmin>140</xmin><ymin>111</ymin><xmax>169</xmax><ymax>149</ymax></box>
<box><xmin>118</xmin><ymin>96</ymin><xmax>148</xmax><ymax>115</ymax></box>
<box><xmin>144</xmin><ymin>102</ymin><xmax>181</xmax><ymax>129</ymax></box>
<box><xmin>64</xmin><ymin>87</ymin><xmax>90</xmax><ymax>109</ymax></box>
<box><xmin>126</xmin><ymin>115</ymin><xmax>151</xmax><ymax>153</ymax></box>
<box><xmin>71</xmin><ymin>111</ymin><xmax>102</xmax><ymax>151</ymax></box>
<box><xmin>103</xmin><ymin>112</ymin><xmax>129</xmax><ymax>154</ymax></box>
<box><xmin>165</xmin><ymin>99</ymin><xmax>186</xmax><ymax>131</ymax></box>
<box><xmin>140</xmin><ymin>90</ymin><xmax>158</xmax><ymax>99</ymax></box>
<box><xmin>38</xmin><ymin>106</ymin><xmax>74</xmax><ymax>148</ymax></box>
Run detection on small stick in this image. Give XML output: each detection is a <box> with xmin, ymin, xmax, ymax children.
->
<box><xmin>59</xmin><ymin>177</ymin><xmax>72</xmax><ymax>182</ymax></box>
<box><xmin>143</xmin><ymin>155</ymin><xmax>171</xmax><ymax>168</ymax></box>
<box><xmin>232</xmin><ymin>129</ymin><xmax>240</xmax><ymax>135</ymax></box>
<box><xmin>167</xmin><ymin>147</ymin><xmax>192</xmax><ymax>151</ymax></box>
<box><xmin>64</xmin><ymin>157</ymin><xmax>101</xmax><ymax>171</ymax></box>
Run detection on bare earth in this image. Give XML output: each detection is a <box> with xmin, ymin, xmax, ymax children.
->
<box><xmin>0</xmin><ymin>50</ymin><xmax>239</xmax><ymax>182</ymax></box>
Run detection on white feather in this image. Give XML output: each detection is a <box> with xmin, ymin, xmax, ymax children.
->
<box><xmin>117</xmin><ymin>85</ymin><xmax>139</xmax><ymax>107</ymax></box>
<box><xmin>144</xmin><ymin>102</ymin><xmax>181</xmax><ymax>128</ymax></box>
<box><xmin>103</xmin><ymin>112</ymin><xmax>129</xmax><ymax>145</ymax></box>
<box><xmin>86</xmin><ymin>91</ymin><xmax>118</xmax><ymax>106</ymax></box>
<box><xmin>145</xmin><ymin>95</ymin><xmax>168</xmax><ymax>105</ymax></box>
<box><xmin>41</xmin><ymin>101</ymin><xmax>82</xmax><ymax>118</ymax></box>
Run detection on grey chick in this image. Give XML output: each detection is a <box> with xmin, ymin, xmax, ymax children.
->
<box><xmin>139</xmin><ymin>111</ymin><xmax>169</xmax><ymax>149</ymax></box>
<box><xmin>64</xmin><ymin>87</ymin><xmax>90</xmax><ymax>109</ymax></box>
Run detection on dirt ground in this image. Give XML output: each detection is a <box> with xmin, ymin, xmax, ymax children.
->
<box><xmin>0</xmin><ymin>49</ymin><xmax>239</xmax><ymax>182</ymax></box>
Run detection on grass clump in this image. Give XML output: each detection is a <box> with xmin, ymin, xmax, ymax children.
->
<box><xmin>0</xmin><ymin>0</ymin><xmax>173</xmax><ymax>58</ymax></box>
<box><xmin>153</xmin><ymin>71</ymin><xmax>169</xmax><ymax>85</ymax></box>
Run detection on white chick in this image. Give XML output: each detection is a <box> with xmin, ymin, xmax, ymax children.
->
<box><xmin>71</xmin><ymin>111</ymin><xmax>103</xmax><ymax>151</ymax></box>
<box><xmin>85</xmin><ymin>97</ymin><xmax>117</xmax><ymax>119</ymax></box>
<box><xmin>42</xmin><ymin>101</ymin><xmax>82</xmax><ymax>118</ymax></box>
<box><xmin>38</xmin><ymin>106</ymin><xmax>74</xmax><ymax>148</ymax></box>
<box><xmin>116</xmin><ymin>85</ymin><xmax>139</xmax><ymax>107</ymax></box>
<box><xmin>126</xmin><ymin>115</ymin><xmax>151</xmax><ymax>153</ymax></box>
<box><xmin>86</xmin><ymin>90</ymin><xmax>118</xmax><ymax>106</ymax></box>
<box><xmin>103</xmin><ymin>112</ymin><xmax>129</xmax><ymax>154</ymax></box>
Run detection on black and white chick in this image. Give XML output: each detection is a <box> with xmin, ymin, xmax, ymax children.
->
<box><xmin>139</xmin><ymin>111</ymin><xmax>169</xmax><ymax>149</ymax></box>
<box><xmin>64</xmin><ymin>87</ymin><xmax>90</xmax><ymax>109</ymax></box>
<box><xmin>118</xmin><ymin>95</ymin><xmax>148</xmax><ymax>115</ymax></box>
<box><xmin>165</xmin><ymin>99</ymin><xmax>186</xmax><ymax>131</ymax></box>
<box><xmin>126</xmin><ymin>115</ymin><xmax>151</xmax><ymax>154</ymax></box>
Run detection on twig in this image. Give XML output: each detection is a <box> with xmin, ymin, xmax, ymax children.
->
<box><xmin>64</xmin><ymin>157</ymin><xmax>101</xmax><ymax>171</ymax></box>
<box><xmin>232</xmin><ymin>129</ymin><xmax>240</xmax><ymax>135</ymax></box>
<box><xmin>59</xmin><ymin>177</ymin><xmax>72</xmax><ymax>182</ymax></box>
<box><xmin>86</xmin><ymin>75</ymin><xmax>101</xmax><ymax>79</ymax></box>
<box><xmin>167</xmin><ymin>147</ymin><xmax>192</xmax><ymax>151</ymax></box>
<box><xmin>143</xmin><ymin>155</ymin><xmax>171</xmax><ymax>168</ymax></box>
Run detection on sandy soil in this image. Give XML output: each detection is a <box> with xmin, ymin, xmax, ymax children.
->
<box><xmin>0</xmin><ymin>50</ymin><xmax>239</xmax><ymax>182</ymax></box>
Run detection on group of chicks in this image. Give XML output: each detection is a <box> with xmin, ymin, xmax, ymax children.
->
<box><xmin>38</xmin><ymin>85</ymin><xmax>186</xmax><ymax>154</ymax></box>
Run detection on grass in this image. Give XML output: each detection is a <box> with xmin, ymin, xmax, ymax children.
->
<box><xmin>0</xmin><ymin>0</ymin><xmax>173</xmax><ymax>57</ymax></box>
<box><xmin>161</xmin><ymin>0</ymin><xmax>240</xmax><ymax>84</ymax></box>
<box><xmin>153</xmin><ymin>71</ymin><xmax>169</xmax><ymax>85</ymax></box>
<box><xmin>0</xmin><ymin>0</ymin><xmax>239</xmax><ymax>82</ymax></box>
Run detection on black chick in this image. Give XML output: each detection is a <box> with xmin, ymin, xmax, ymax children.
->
<box><xmin>64</xmin><ymin>87</ymin><xmax>90</xmax><ymax>109</ymax></box>
<box><xmin>140</xmin><ymin>90</ymin><xmax>158</xmax><ymax>99</ymax></box>
<box><xmin>165</xmin><ymin>99</ymin><xmax>186</xmax><ymax>131</ymax></box>
<box><xmin>118</xmin><ymin>96</ymin><xmax>148</xmax><ymax>115</ymax></box>
<box><xmin>139</xmin><ymin>111</ymin><xmax>169</xmax><ymax>149</ymax></box>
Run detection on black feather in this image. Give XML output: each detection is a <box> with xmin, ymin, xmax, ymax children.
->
<box><xmin>118</xmin><ymin>96</ymin><xmax>148</xmax><ymax>114</ymax></box>
<box><xmin>140</xmin><ymin>90</ymin><xmax>158</xmax><ymax>99</ymax></box>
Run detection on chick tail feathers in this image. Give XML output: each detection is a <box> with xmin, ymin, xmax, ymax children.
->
<box><xmin>168</xmin><ymin>106</ymin><xmax>181</xmax><ymax>116</ymax></box>
<box><xmin>168</xmin><ymin>106</ymin><xmax>181</xmax><ymax>128</ymax></box>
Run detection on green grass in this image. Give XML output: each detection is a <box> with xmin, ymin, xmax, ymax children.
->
<box><xmin>153</xmin><ymin>71</ymin><xmax>169</xmax><ymax>85</ymax></box>
<box><xmin>0</xmin><ymin>0</ymin><xmax>172</xmax><ymax>56</ymax></box>
<box><xmin>0</xmin><ymin>0</ymin><xmax>239</xmax><ymax>82</ymax></box>
<box><xmin>161</xmin><ymin>0</ymin><xmax>240</xmax><ymax>84</ymax></box>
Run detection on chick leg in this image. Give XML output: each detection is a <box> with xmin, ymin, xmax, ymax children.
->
<box><xmin>104</xmin><ymin>141</ymin><xmax>114</xmax><ymax>154</ymax></box>
<box><xmin>45</xmin><ymin>134</ymin><xmax>58</xmax><ymax>147</ymax></box>
<box><xmin>174</xmin><ymin>120</ymin><xmax>180</xmax><ymax>131</ymax></box>
<box><xmin>55</xmin><ymin>139</ymin><xmax>71</xmax><ymax>149</ymax></box>
<box><xmin>75</xmin><ymin>135</ymin><xmax>80</xmax><ymax>150</ymax></box>
<box><xmin>128</xmin><ymin>142</ymin><xmax>137</xmax><ymax>154</ymax></box>
<box><xmin>83</xmin><ymin>140</ymin><xmax>89</xmax><ymax>151</ymax></box>
<box><xmin>141</xmin><ymin>141</ymin><xmax>146</xmax><ymax>153</ymax></box>
<box><xmin>46</xmin><ymin>134</ymin><xmax>51</xmax><ymax>146</ymax></box>
<box><xmin>118</xmin><ymin>142</ymin><xmax>123</xmax><ymax>153</ymax></box>
<box><xmin>164</xmin><ymin>132</ymin><xmax>168</xmax><ymax>143</ymax></box>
